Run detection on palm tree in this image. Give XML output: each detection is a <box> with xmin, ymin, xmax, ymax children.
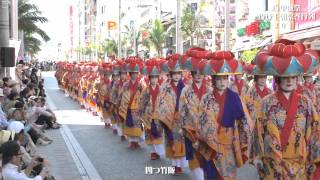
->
<box><xmin>103</xmin><ymin>39</ymin><xmax>118</xmax><ymax>57</ymax></box>
<box><xmin>148</xmin><ymin>19</ymin><xmax>167</xmax><ymax>57</ymax></box>
<box><xmin>181</xmin><ymin>4</ymin><xmax>200</xmax><ymax>46</ymax></box>
<box><xmin>18</xmin><ymin>0</ymin><xmax>50</xmax><ymax>56</ymax></box>
<box><xmin>23</xmin><ymin>33</ymin><xmax>41</xmax><ymax>56</ymax></box>
<box><xmin>123</xmin><ymin>25</ymin><xmax>142</xmax><ymax>56</ymax></box>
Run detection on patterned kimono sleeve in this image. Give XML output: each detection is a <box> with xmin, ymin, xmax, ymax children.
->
<box><xmin>244</xmin><ymin>89</ymin><xmax>254</xmax><ymax>117</ymax></box>
<box><xmin>306</xmin><ymin>99</ymin><xmax>320</xmax><ymax>166</ymax></box>
<box><xmin>178</xmin><ymin>88</ymin><xmax>188</xmax><ymax>129</ymax></box>
<box><xmin>249</xmin><ymin>99</ymin><xmax>267</xmax><ymax>162</ymax></box>
<box><xmin>137</xmin><ymin>88</ymin><xmax>150</xmax><ymax>127</ymax></box>
<box><xmin>237</xmin><ymin>115</ymin><xmax>250</xmax><ymax>162</ymax></box>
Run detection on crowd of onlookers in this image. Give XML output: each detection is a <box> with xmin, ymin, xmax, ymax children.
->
<box><xmin>0</xmin><ymin>61</ymin><xmax>58</xmax><ymax>179</ymax></box>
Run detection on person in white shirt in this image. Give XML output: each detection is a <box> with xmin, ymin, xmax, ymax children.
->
<box><xmin>1</xmin><ymin>141</ymin><xmax>46</xmax><ymax>180</ymax></box>
<box><xmin>8</xmin><ymin>121</ymin><xmax>32</xmax><ymax>166</ymax></box>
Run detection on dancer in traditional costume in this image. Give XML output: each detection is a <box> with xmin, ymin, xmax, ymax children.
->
<box><xmin>98</xmin><ymin>63</ymin><xmax>113</xmax><ymax>127</ymax></box>
<box><xmin>118</xmin><ymin>58</ymin><xmax>145</xmax><ymax>149</ymax></box>
<box><xmin>139</xmin><ymin>59</ymin><xmax>165</xmax><ymax>159</ymax></box>
<box><xmin>244</xmin><ymin>64</ymin><xmax>273</xmax><ymax>121</ymax></box>
<box><xmin>156</xmin><ymin>54</ymin><xmax>187</xmax><ymax>174</ymax></box>
<box><xmin>110</xmin><ymin>62</ymin><xmax>121</xmax><ymax>134</ymax></box>
<box><xmin>250</xmin><ymin>39</ymin><xmax>320</xmax><ymax>179</ymax></box>
<box><xmin>179</xmin><ymin>47</ymin><xmax>211</xmax><ymax>180</ymax></box>
<box><xmin>196</xmin><ymin>51</ymin><xmax>251</xmax><ymax>179</ymax></box>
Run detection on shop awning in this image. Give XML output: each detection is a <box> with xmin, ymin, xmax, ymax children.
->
<box><xmin>281</xmin><ymin>26</ymin><xmax>320</xmax><ymax>41</ymax></box>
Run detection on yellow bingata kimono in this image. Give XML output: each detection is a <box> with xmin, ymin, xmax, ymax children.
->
<box><xmin>79</xmin><ymin>74</ymin><xmax>88</xmax><ymax>104</ymax></box>
<box><xmin>99</xmin><ymin>78</ymin><xmax>112</xmax><ymax>120</ymax></box>
<box><xmin>138</xmin><ymin>85</ymin><xmax>163</xmax><ymax>145</ymax></box>
<box><xmin>197</xmin><ymin>88</ymin><xmax>250</xmax><ymax>179</ymax></box>
<box><xmin>156</xmin><ymin>81</ymin><xmax>186</xmax><ymax>159</ymax></box>
<box><xmin>250</xmin><ymin>93</ymin><xmax>320</xmax><ymax>180</ymax></box>
<box><xmin>244</xmin><ymin>85</ymin><xmax>272</xmax><ymax>122</ymax></box>
<box><xmin>110</xmin><ymin>80</ymin><xmax>121</xmax><ymax>125</ymax></box>
<box><xmin>315</xmin><ymin>86</ymin><xmax>320</xmax><ymax>114</ymax></box>
<box><xmin>118</xmin><ymin>80</ymin><xmax>144</xmax><ymax>137</ymax></box>
<box><xmin>179</xmin><ymin>83</ymin><xmax>212</xmax><ymax>170</ymax></box>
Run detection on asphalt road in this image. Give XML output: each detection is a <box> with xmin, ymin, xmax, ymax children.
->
<box><xmin>42</xmin><ymin>71</ymin><xmax>259</xmax><ymax>180</ymax></box>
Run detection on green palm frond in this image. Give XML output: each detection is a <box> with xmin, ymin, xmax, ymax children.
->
<box><xmin>148</xmin><ymin>20</ymin><xmax>167</xmax><ymax>57</ymax></box>
<box><xmin>18</xmin><ymin>0</ymin><xmax>50</xmax><ymax>42</ymax></box>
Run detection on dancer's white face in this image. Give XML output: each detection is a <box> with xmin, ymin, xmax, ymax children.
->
<box><xmin>171</xmin><ymin>72</ymin><xmax>182</xmax><ymax>83</ymax></box>
<box><xmin>213</xmin><ymin>75</ymin><xmax>229</xmax><ymax>91</ymax></box>
<box><xmin>279</xmin><ymin>76</ymin><xmax>297</xmax><ymax>92</ymax></box>
<box><xmin>129</xmin><ymin>72</ymin><xmax>139</xmax><ymax>81</ymax></box>
<box><xmin>120</xmin><ymin>73</ymin><xmax>127</xmax><ymax>80</ymax></box>
<box><xmin>193</xmin><ymin>74</ymin><xmax>204</xmax><ymax>84</ymax></box>
<box><xmin>149</xmin><ymin>76</ymin><xmax>159</xmax><ymax>86</ymax></box>
<box><xmin>256</xmin><ymin>75</ymin><xmax>267</xmax><ymax>87</ymax></box>
<box><xmin>112</xmin><ymin>74</ymin><xmax>120</xmax><ymax>81</ymax></box>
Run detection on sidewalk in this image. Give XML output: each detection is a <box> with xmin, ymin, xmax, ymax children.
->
<box><xmin>36</xmin><ymin>129</ymin><xmax>82</xmax><ymax>180</ymax></box>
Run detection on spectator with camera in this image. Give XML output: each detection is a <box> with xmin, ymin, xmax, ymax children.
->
<box><xmin>1</xmin><ymin>141</ymin><xmax>47</xmax><ymax>180</ymax></box>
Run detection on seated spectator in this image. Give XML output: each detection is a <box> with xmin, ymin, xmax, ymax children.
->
<box><xmin>3</xmin><ymin>77</ymin><xmax>11</xmax><ymax>97</ymax></box>
<box><xmin>1</xmin><ymin>141</ymin><xmax>47</xmax><ymax>180</ymax></box>
<box><xmin>21</xmin><ymin>79</ymin><xmax>29</xmax><ymax>90</ymax></box>
<box><xmin>0</xmin><ymin>88</ymin><xmax>9</xmax><ymax>130</ymax></box>
<box><xmin>2</xmin><ymin>77</ymin><xmax>9</xmax><ymax>87</ymax></box>
<box><xmin>27</xmin><ymin>84</ymin><xmax>36</xmax><ymax>97</ymax></box>
<box><xmin>14</xmin><ymin>100</ymin><xmax>25</xmax><ymax>109</ymax></box>
<box><xmin>8</xmin><ymin>108</ymin><xmax>52</xmax><ymax>147</ymax></box>
<box><xmin>20</xmin><ymin>87</ymin><xmax>34</xmax><ymax>104</ymax></box>
<box><xmin>3</xmin><ymin>92</ymin><xmax>19</xmax><ymax>114</ymax></box>
<box><xmin>28</xmin><ymin>97</ymin><xmax>60</xmax><ymax>129</ymax></box>
<box><xmin>7</xmin><ymin>80</ymin><xmax>20</xmax><ymax>94</ymax></box>
<box><xmin>37</xmin><ymin>82</ymin><xmax>46</xmax><ymax>98</ymax></box>
<box><xmin>8</xmin><ymin>121</ymin><xmax>32</xmax><ymax>166</ymax></box>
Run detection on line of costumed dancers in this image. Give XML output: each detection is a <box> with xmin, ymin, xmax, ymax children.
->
<box><xmin>55</xmin><ymin>39</ymin><xmax>320</xmax><ymax>180</ymax></box>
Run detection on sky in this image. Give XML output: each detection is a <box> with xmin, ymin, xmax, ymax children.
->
<box><xmin>29</xmin><ymin>0</ymin><xmax>178</xmax><ymax>60</ymax></box>
<box><xmin>30</xmin><ymin>0</ymin><xmax>70</xmax><ymax>60</ymax></box>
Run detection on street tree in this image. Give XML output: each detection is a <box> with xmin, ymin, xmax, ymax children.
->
<box><xmin>181</xmin><ymin>4</ymin><xmax>201</xmax><ymax>46</ymax></box>
<box><xmin>18</xmin><ymin>0</ymin><xmax>50</xmax><ymax>56</ymax></box>
<box><xmin>148</xmin><ymin>19</ymin><xmax>167</xmax><ymax>57</ymax></box>
<box><xmin>104</xmin><ymin>39</ymin><xmax>118</xmax><ymax>57</ymax></box>
<box><xmin>123</xmin><ymin>25</ymin><xmax>141</xmax><ymax>56</ymax></box>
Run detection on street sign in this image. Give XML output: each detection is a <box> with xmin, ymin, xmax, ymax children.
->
<box><xmin>191</xmin><ymin>3</ymin><xmax>197</xmax><ymax>12</ymax></box>
<box><xmin>108</xmin><ymin>21</ymin><xmax>117</xmax><ymax>30</ymax></box>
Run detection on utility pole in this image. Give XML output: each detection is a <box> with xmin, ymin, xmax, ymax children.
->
<box><xmin>176</xmin><ymin>0</ymin><xmax>182</xmax><ymax>54</ymax></box>
<box><xmin>118</xmin><ymin>0</ymin><xmax>122</xmax><ymax>58</ymax></box>
<box><xmin>224</xmin><ymin>0</ymin><xmax>230</xmax><ymax>51</ymax></box>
